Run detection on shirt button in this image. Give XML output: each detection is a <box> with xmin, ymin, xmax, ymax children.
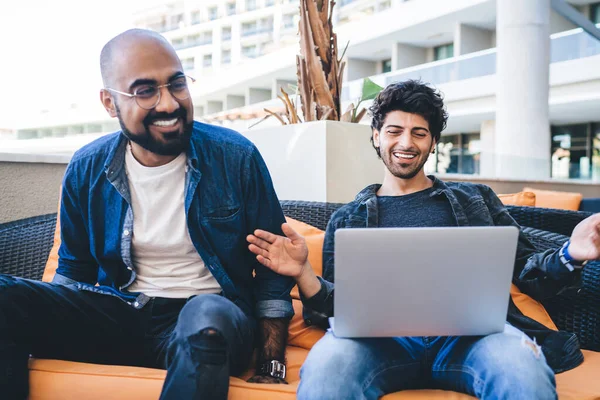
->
<box><xmin>134</xmin><ymin>301</ymin><xmax>140</xmax><ymax>307</ymax></box>
<box><xmin>124</xmin><ymin>230</ymin><xmax>130</xmax><ymax>236</ymax></box>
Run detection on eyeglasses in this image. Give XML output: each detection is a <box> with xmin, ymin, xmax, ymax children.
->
<box><xmin>105</xmin><ymin>75</ymin><xmax>196</xmax><ymax>110</ymax></box>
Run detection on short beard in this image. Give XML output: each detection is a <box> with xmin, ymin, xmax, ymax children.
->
<box><xmin>383</xmin><ymin>150</ymin><xmax>432</xmax><ymax>180</ymax></box>
<box><xmin>116</xmin><ymin>105</ymin><xmax>193</xmax><ymax>156</ymax></box>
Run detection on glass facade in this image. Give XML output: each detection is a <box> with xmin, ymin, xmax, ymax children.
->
<box><xmin>551</xmin><ymin>123</ymin><xmax>600</xmax><ymax>180</ymax></box>
<box><xmin>382</xmin><ymin>59</ymin><xmax>392</xmax><ymax>73</ymax></box>
<box><xmin>434</xmin><ymin>43</ymin><xmax>454</xmax><ymax>61</ymax></box>
<box><xmin>591</xmin><ymin>2</ymin><xmax>600</xmax><ymax>24</ymax></box>
<box><xmin>426</xmin><ymin>133</ymin><xmax>481</xmax><ymax>175</ymax></box>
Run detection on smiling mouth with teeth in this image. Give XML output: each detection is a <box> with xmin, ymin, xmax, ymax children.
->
<box><xmin>152</xmin><ymin>118</ymin><xmax>179</xmax><ymax>127</ymax></box>
<box><xmin>393</xmin><ymin>152</ymin><xmax>417</xmax><ymax>160</ymax></box>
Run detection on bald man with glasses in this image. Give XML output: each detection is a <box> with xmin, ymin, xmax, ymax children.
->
<box><xmin>0</xmin><ymin>29</ymin><xmax>294</xmax><ymax>400</ymax></box>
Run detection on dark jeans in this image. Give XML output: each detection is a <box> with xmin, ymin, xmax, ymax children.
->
<box><xmin>0</xmin><ymin>275</ymin><xmax>256</xmax><ymax>400</ymax></box>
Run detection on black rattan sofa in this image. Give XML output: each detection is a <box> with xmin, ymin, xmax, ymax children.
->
<box><xmin>0</xmin><ymin>201</ymin><xmax>598</xmax><ymax>351</ymax></box>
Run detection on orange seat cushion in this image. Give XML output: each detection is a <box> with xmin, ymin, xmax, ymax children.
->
<box><xmin>523</xmin><ymin>187</ymin><xmax>583</xmax><ymax>211</ymax></box>
<box><xmin>497</xmin><ymin>191</ymin><xmax>536</xmax><ymax>207</ymax></box>
<box><xmin>28</xmin><ymin>349</ymin><xmax>600</xmax><ymax>399</ymax></box>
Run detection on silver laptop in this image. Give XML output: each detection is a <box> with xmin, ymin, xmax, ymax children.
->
<box><xmin>333</xmin><ymin>226</ymin><xmax>519</xmax><ymax>338</ymax></box>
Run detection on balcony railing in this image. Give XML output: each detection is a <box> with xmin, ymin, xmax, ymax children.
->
<box><xmin>342</xmin><ymin>25</ymin><xmax>600</xmax><ymax>101</ymax></box>
<box><xmin>175</xmin><ymin>39</ymin><xmax>212</xmax><ymax>50</ymax></box>
<box><xmin>241</xmin><ymin>26</ymin><xmax>273</xmax><ymax>37</ymax></box>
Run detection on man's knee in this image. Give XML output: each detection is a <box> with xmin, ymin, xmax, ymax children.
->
<box><xmin>473</xmin><ymin>332</ymin><xmax>555</xmax><ymax>396</ymax></box>
<box><xmin>173</xmin><ymin>294</ymin><xmax>235</xmax><ymax>340</ymax></box>
<box><xmin>299</xmin><ymin>333</ymin><xmax>368</xmax><ymax>396</ymax></box>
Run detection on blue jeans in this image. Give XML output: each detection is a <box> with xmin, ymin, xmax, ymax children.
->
<box><xmin>0</xmin><ymin>275</ymin><xmax>255</xmax><ymax>400</ymax></box>
<box><xmin>298</xmin><ymin>324</ymin><xmax>556</xmax><ymax>400</ymax></box>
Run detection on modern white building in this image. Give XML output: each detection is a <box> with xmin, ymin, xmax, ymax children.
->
<box><xmin>11</xmin><ymin>0</ymin><xmax>600</xmax><ymax>181</ymax></box>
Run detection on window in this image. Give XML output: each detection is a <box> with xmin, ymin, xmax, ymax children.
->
<box><xmin>382</xmin><ymin>59</ymin><xmax>392</xmax><ymax>73</ymax></box>
<box><xmin>172</xmin><ymin>13</ymin><xmax>184</xmax><ymax>27</ymax></box>
<box><xmin>203</xmin><ymin>54</ymin><xmax>212</xmax><ymax>67</ymax></box>
<box><xmin>222</xmin><ymin>49</ymin><xmax>232</xmax><ymax>64</ymax></box>
<box><xmin>208</xmin><ymin>6</ymin><xmax>218</xmax><ymax>21</ymax></box>
<box><xmin>222</xmin><ymin>26</ymin><xmax>232</xmax><ymax>40</ymax></box>
<box><xmin>242</xmin><ymin>44</ymin><xmax>258</xmax><ymax>58</ymax></box>
<box><xmin>182</xmin><ymin>57</ymin><xmax>194</xmax><ymax>71</ymax></box>
<box><xmin>258</xmin><ymin>16</ymin><xmax>274</xmax><ymax>33</ymax></box>
<box><xmin>282</xmin><ymin>13</ymin><xmax>295</xmax><ymax>29</ymax></box>
<box><xmin>593</xmin><ymin>124</ymin><xmax>600</xmax><ymax>180</ymax></box>
<box><xmin>428</xmin><ymin>133</ymin><xmax>481</xmax><ymax>175</ymax></box>
<box><xmin>226</xmin><ymin>2</ymin><xmax>237</xmax><ymax>15</ymax></box>
<box><xmin>242</xmin><ymin>21</ymin><xmax>257</xmax><ymax>36</ymax></box>
<box><xmin>246</xmin><ymin>0</ymin><xmax>257</xmax><ymax>11</ymax></box>
<box><xmin>202</xmin><ymin>31</ymin><xmax>213</xmax><ymax>44</ymax></box>
<box><xmin>188</xmin><ymin>34</ymin><xmax>201</xmax><ymax>46</ymax></box>
<box><xmin>379</xmin><ymin>0</ymin><xmax>391</xmax><ymax>10</ymax></box>
<box><xmin>551</xmin><ymin>123</ymin><xmax>595</xmax><ymax>179</ymax></box>
<box><xmin>191</xmin><ymin>11</ymin><xmax>201</xmax><ymax>24</ymax></box>
<box><xmin>266</xmin><ymin>0</ymin><xmax>275</xmax><ymax>5</ymax></box>
<box><xmin>172</xmin><ymin>38</ymin><xmax>184</xmax><ymax>49</ymax></box>
<box><xmin>591</xmin><ymin>2</ymin><xmax>600</xmax><ymax>24</ymax></box>
<box><xmin>434</xmin><ymin>43</ymin><xmax>454</xmax><ymax>61</ymax></box>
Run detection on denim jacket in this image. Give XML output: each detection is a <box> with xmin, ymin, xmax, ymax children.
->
<box><xmin>302</xmin><ymin>178</ymin><xmax>583</xmax><ymax>373</ymax></box>
<box><xmin>55</xmin><ymin>121</ymin><xmax>294</xmax><ymax>320</ymax></box>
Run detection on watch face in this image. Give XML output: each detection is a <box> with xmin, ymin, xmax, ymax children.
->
<box><xmin>261</xmin><ymin>360</ymin><xmax>286</xmax><ymax>379</ymax></box>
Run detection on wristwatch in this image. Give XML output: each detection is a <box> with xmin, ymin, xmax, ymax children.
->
<box><xmin>258</xmin><ymin>360</ymin><xmax>286</xmax><ymax>379</ymax></box>
<box><xmin>559</xmin><ymin>240</ymin><xmax>588</xmax><ymax>271</ymax></box>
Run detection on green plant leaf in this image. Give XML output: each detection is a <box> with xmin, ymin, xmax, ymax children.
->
<box><xmin>361</xmin><ymin>78</ymin><xmax>383</xmax><ymax>101</ymax></box>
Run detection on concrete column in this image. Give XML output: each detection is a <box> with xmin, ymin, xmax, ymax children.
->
<box><xmin>207</xmin><ymin>101</ymin><xmax>224</xmax><ymax>114</ymax></box>
<box><xmin>479</xmin><ymin>120</ymin><xmax>496</xmax><ymax>177</ymax></box>
<box><xmin>496</xmin><ymin>0</ymin><xmax>551</xmax><ymax>179</ymax></box>
<box><xmin>272</xmin><ymin>79</ymin><xmax>296</xmax><ymax>98</ymax></box>
<box><xmin>346</xmin><ymin>58</ymin><xmax>377</xmax><ymax>81</ymax></box>
<box><xmin>246</xmin><ymin>88</ymin><xmax>271</xmax><ymax>105</ymax></box>
<box><xmin>225</xmin><ymin>95</ymin><xmax>245</xmax><ymax>110</ymax></box>
<box><xmin>454</xmin><ymin>23</ymin><xmax>493</xmax><ymax>56</ymax></box>
<box><xmin>391</xmin><ymin>43</ymin><xmax>427</xmax><ymax>71</ymax></box>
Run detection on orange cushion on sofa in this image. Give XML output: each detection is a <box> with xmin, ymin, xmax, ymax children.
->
<box><xmin>285</xmin><ymin>217</ymin><xmax>325</xmax><ymax>300</ymax></box>
<box><xmin>28</xmin><ymin>349</ymin><xmax>600</xmax><ymax>400</ymax></box>
<box><xmin>498</xmin><ymin>191</ymin><xmax>536</xmax><ymax>207</ymax></box>
<box><xmin>523</xmin><ymin>187</ymin><xmax>582</xmax><ymax>211</ymax></box>
<box><xmin>510</xmin><ymin>284</ymin><xmax>557</xmax><ymax>330</ymax></box>
<box><xmin>287</xmin><ymin>298</ymin><xmax>326</xmax><ymax>349</ymax></box>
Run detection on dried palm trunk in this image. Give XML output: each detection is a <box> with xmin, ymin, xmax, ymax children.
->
<box><xmin>297</xmin><ymin>0</ymin><xmax>342</xmax><ymax>121</ymax></box>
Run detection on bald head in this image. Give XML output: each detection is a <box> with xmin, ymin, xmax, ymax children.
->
<box><xmin>100</xmin><ymin>29</ymin><xmax>177</xmax><ymax>88</ymax></box>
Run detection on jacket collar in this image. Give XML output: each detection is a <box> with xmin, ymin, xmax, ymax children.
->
<box><xmin>103</xmin><ymin>122</ymin><xmax>204</xmax><ymax>179</ymax></box>
<box><xmin>354</xmin><ymin>175</ymin><xmax>450</xmax><ymax>205</ymax></box>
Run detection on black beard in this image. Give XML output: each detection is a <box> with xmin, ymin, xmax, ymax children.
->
<box><xmin>116</xmin><ymin>106</ymin><xmax>193</xmax><ymax>156</ymax></box>
<box><xmin>383</xmin><ymin>150</ymin><xmax>431</xmax><ymax>180</ymax></box>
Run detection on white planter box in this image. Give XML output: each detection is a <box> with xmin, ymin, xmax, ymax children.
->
<box><xmin>243</xmin><ymin>121</ymin><xmax>383</xmax><ymax>203</ymax></box>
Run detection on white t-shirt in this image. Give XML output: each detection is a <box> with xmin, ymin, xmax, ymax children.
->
<box><xmin>125</xmin><ymin>144</ymin><xmax>221</xmax><ymax>298</ymax></box>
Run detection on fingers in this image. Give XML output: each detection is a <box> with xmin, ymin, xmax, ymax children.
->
<box><xmin>247</xmin><ymin>234</ymin><xmax>271</xmax><ymax>250</ymax></box>
<box><xmin>248</xmin><ymin>243</ymin><xmax>269</xmax><ymax>259</ymax></box>
<box><xmin>251</xmin><ymin>229</ymin><xmax>279</xmax><ymax>243</ymax></box>
<box><xmin>256</xmin><ymin>255</ymin><xmax>273</xmax><ymax>269</ymax></box>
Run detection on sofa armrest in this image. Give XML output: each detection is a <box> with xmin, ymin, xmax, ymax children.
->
<box><xmin>0</xmin><ymin>214</ymin><xmax>56</xmax><ymax>281</ymax></box>
<box><xmin>521</xmin><ymin>227</ymin><xmax>600</xmax><ymax>351</ymax></box>
<box><xmin>507</xmin><ymin>205</ymin><xmax>592</xmax><ymax>237</ymax></box>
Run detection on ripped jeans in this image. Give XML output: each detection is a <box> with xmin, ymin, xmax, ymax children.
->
<box><xmin>298</xmin><ymin>324</ymin><xmax>557</xmax><ymax>400</ymax></box>
<box><xmin>0</xmin><ymin>276</ymin><xmax>255</xmax><ymax>400</ymax></box>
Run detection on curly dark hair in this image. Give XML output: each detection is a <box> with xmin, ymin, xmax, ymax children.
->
<box><xmin>369</xmin><ymin>80</ymin><xmax>448</xmax><ymax>157</ymax></box>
